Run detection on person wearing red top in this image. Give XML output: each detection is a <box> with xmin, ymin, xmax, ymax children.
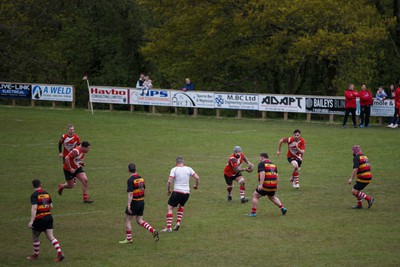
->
<box><xmin>277</xmin><ymin>129</ymin><xmax>306</xmax><ymax>189</ymax></box>
<box><xmin>27</xmin><ymin>179</ymin><xmax>64</xmax><ymax>262</ymax></box>
<box><xmin>58</xmin><ymin>124</ymin><xmax>80</xmax><ymax>159</ymax></box>
<box><xmin>358</xmin><ymin>84</ymin><xmax>374</xmax><ymax>128</ymax></box>
<box><xmin>223</xmin><ymin>146</ymin><xmax>253</xmax><ymax>203</ymax></box>
<box><xmin>387</xmin><ymin>84</ymin><xmax>400</xmax><ymax>128</ymax></box>
<box><xmin>245</xmin><ymin>153</ymin><xmax>287</xmax><ymax>217</ymax></box>
<box><xmin>342</xmin><ymin>84</ymin><xmax>359</xmax><ymax>128</ymax></box>
<box><xmin>58</xmin><ymin>141</ymin><xmax>94</xmax><ymax>203</ymax></box>
<box><xmin>394</xmin><ymin>98</ymin><xmax>400</xmax><ymax>128</ymax></box>
<box><xmin>347</xmin><ymin>145</ymin><xmax>374</xmax><ymax>209</ymax></box>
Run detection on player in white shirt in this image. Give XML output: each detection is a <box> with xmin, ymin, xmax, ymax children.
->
<box><xmin>161</xmin><ymin>157</ymin><xmax>199</xmax><ymax>233</ymax></box>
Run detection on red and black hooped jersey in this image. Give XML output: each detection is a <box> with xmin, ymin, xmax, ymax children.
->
<box><xmin>30</xmin><ymin>189</ymin><xmax>52</xmax><ymax>220</ymax></box>
<box><xmin>127</xmin><ymin>174</ymin><xmax>145</xmax><ymax>201</ymax></box>
<box><xmin>258</xmin><ymin>160</ymin><xmax>278</xmax><ymax>192</ymax></box>
<box><xmin>353</xmin><ymin>154</ymin><xmax>372</xmax><ymax>183</ymax></box>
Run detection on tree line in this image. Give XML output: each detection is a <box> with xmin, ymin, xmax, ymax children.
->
<box><xmin>1</xmin><ymin>0</ymin><xmax>399</xmax><ymax>107</ymax></box>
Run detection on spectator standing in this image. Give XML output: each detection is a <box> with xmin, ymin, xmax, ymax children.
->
<box><xmin>136</xmin><ymin>73</ymin><xmax>149</xmax><ymax>112</ymax></box>
<box><xmin>181</xmin><ymin>78</ymin><xmax>195</xmax><ymax>115</ymax></box>
<box><xmin>359</xmin><ymin>84</ymin><xmax>373</xmax><ymax>128</ymax></box>
<box><xmin>396</xmin><ymin>99</ymin><xmax>400</xmax><ymax>128</ymax></box>
<box><xmin>342</xmin><ymin>84</ymin><xmax>359</xmax><ymax>128</ymax></box>
<box><xmin>387</xmin><ymin>84</ymin><xmax>395</xmax><ymax>99</ymax></box>
<box><xmin>135</xmin><ymin>73</ymin><xmax>145</xmax><ymax>89</ymax></box>
<box><xmin>387</xmin><ymin>83</ymin><xmax>400</xmax><ymax>128</ymax></box>
<box><xmin>143</xmin><ymin>76</ymin><xmax>153</xmax><ymax>89</ymax></box>
<box><xmin>375</xmin><ymin>86</ymin><xmax>387</xmax><ymax>101</ymax></box>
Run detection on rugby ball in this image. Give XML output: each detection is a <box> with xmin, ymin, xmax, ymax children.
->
<box><xmin>246</xmin><ymin>163</ymin><xmax>254</xmax><ymax>173</ymax></box>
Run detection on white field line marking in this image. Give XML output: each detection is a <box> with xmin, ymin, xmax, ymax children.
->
<box><xmin>0</xmin><ymin>143</ymin><xmax>56</xmax><ymax>147</ymax></box>
<box><xmin>221</xmin><ymin>129</ymin><xmax>257</xmax><ymax>134</ymax></box>
<box><xmin>9</xmin><ymin>210</ymin><xmax>102</xmax><ymax>222</ymax></box>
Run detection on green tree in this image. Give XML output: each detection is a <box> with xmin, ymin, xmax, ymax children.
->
<box><xmin>1</xmin><ymin>0</ymin><xmax>147</xmax><ymax>106</ymax></box>
<box><xmin>139</xmin><ymin>0</ymin><xmax>391</xmax><ymax>95</ymax></box>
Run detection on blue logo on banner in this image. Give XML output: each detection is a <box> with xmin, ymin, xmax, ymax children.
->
<box><xmin>215</xmin><ymin>95</ymin><xmax>224</xmax><ymax>107</ymax></box>
<box><xmin>32</xmin><ymin>86</ymin><xmax>43</xmax><ymax>99</ymax></box>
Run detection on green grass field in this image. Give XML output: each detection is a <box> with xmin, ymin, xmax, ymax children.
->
<box><xmin>0</xmin><ymin>106</ymin><xmax>399</xmax><ymax>267</ymax></box>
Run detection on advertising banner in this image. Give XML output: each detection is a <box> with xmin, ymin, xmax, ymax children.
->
<box><xmin>371</xmin><ymin>99</ymin><xmax>395</xmax><ymax>117</ymax></box>
<box><xmin>214</xmin><ymin>93</ymin><xmax>259</xmax><ymax>110</ymax></box>
<box><xmin>89</xmin><ymin>86</ymin><xmax>129</xmax><ymax>104</ymax></box>
<box><xmin>0</xmin><ymin>82</ymin><xmax>31</xmax><ymax>99</ymax></box>
<box><xmin>305</xmin><ymin>97</ymin><xmax>345</xmax><ymax>114</ymax></box>
<box><xmin>171</xmin><ymin>90</ymin><xmax>215</xmax><ymax>108</ymax></box>
<box><xmin>31</xmin><ymin>84</ymin><xmax>73</xmax><ymax>102</ymax></box>
<box><xmin>129</xmin><ymin>88</ymin><xmax>171</xmax><ymax>106</ymax></box>
<box><xmin>259</xmin><ymin>94</ymin><xmax>305</xmax><ymax>112</ymax></box>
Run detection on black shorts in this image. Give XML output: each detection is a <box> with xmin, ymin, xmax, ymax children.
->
<box><xmin>168</xmin><ymin>191</ymin><xmax>190</xmax><ymax>207</ymax></box>
<box><xmin>224</xmin><ymin>173</ymin><xmax>243</xmax><ymax>186</ymax></box>
<box><xmin>63</xmin><ymin>167</ymin><xmax>84</xmax><ymax>181</ymax></box>
<box><xmin>255</xmin><ymin>188</ymin><xmax>275</xmax><ymax>196</ymax></box>
<box><xmin>125</xmin><ymin>200</ymin><xmax>144</xmax><ymax>216</ymax></box>
<box><xmin>32</xmin><ymin>215</ymin><xmax>53</xmax><ymax>232</ymax></box>
<box><xmin>353</xmin><ymin>182</ymin><xmax>369</xmax><ymax>191</ymax></box>
<box><xmin>287</xmin><ymin>157</ymin><xmax>302</xmax><ymax>168</ymax></box>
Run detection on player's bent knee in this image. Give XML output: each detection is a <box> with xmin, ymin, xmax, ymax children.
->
<box><xmin>238</xmin><ymin>178</ymin><xmax>245</xmax><ymax>185</ymax></box>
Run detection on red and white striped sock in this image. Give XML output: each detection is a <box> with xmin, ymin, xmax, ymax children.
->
<box><xmin>293</xmin><ymin>171</ymin><xmax>299</xmax><ymax>185</ymax></box>
<box><xmin>240</xmin><ymin>185</ymin><xmax>245</xmax><ymax>199</ymax></box>
<box><xmin>83</xmin><ymin>193</ymin><xmax>88</xmax><ymax>201</ymax></box>
<box><xmin>356</xmin><ymin>191</ymin><xmax>371</xmax><ymax>201</ymax></box>
<box><xmin>357</xmin><ymin>197</ymin><xmax>363</xmax><ymax>207</ymax></box>
<box><xmin>126</xmin><ymin>230</ymin><xmax>132</xmax><ymax>241</ymax></box>
<box><xmin>140</xmin><ymin>221</ymin><xmax>154</xmax><ymax>234</ymax></box>
<box><xmin>251</xmin><ymin>207</ymin><xmax>257</xmax><ymax>214</ymax></box>
<box><xmin>51</xmin><ymin>239</ymin><xmax>62</xmax><ymax>256</ymax></box>
<box><xmin>166</xmin><ymin>213</ymin><xmax>173</xmax><ymax>229</ymax></box>
<box><xmin>33</xmin><ymin>241</ymin><xmax>40</xmax><ymax>257</ymax></box>
<box><xmin>227</xmin><ymin>186</ymin><xmax>232</xmax><ymax>196</ymax></box>
<box><xmin>176</xmin><ymin>207</ymin><xmax>184</xmax><ymax>224</ymax></box>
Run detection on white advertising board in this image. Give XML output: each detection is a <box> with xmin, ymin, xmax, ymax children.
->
<box><xmin>259</xmin><ymin>94</ymin><xmax>305</xmax><ymax>112</ymax></box>
<box><xmin>171</xmin><ymin>90</ymin><xmax>215</xmax><ymax>108</ymax></box>
<box><xmin>89</xmin><ymin>86</ymin><xmax>129</xmax><ymax>104</ymax></box>
<box><xmin>371</xmin><ymin>99</ymin><xmax>395</xmax><ymax>117</ymax></box>
<box><xmin>129</xmin><ymin>88</ymin><xmax>171</xmax><ymax>106</ymax></box>
<box><xmin>214</xmin><ymin>93</ymin><xmax>259</xmax><ymax>110</ymax></box>
<box><xmin>31</xmin><ymin>84</ymin><xmax>73</xmax><ymax>102</ymax></box>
